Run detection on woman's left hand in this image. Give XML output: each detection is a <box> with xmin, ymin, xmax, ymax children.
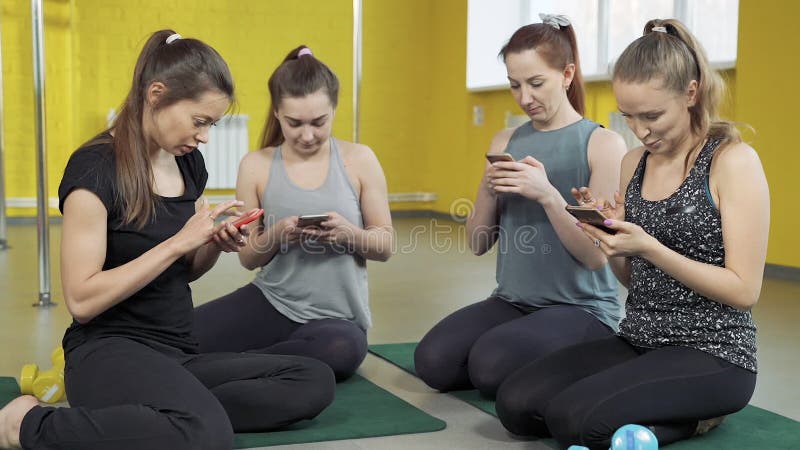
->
<box><xmin>210</xmin><ymin>217</ymin><xmax>252</xmax><ymax>253</ymax></box>
<box><xmin>300</xmin><ymin>211</ymin><xmax>358</xmax><ymax>246</ymax></box>
<box><xmin>578</xmin><ymin>218</ymin><xmax>657</xmax><ymax>258</ymax></box>
<box><xmin>489</xmin><ymin>156</ymin><xmax>555</xmax><ymax>203</ymax></box>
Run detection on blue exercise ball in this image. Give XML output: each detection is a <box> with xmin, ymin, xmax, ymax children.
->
<box><xmin>610</xmin><ymin>424</ymin><xmax>659</xmax><ymax>450</ymax></box>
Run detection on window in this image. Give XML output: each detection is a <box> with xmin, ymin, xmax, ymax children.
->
<box><xmin>466</xmin><ymin>0</ymin><xmax>739</xmax><ymax>90</ymax></box>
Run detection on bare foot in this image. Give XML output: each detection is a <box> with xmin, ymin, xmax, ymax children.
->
<box><xmin>694</xmin><ymin>415</ymin><xmax>727</xmax><ymax>436</ymax></box>
<box><xmin>0</xmin><ymin>396</ymin><xmax>38</xmax><ymax>449</ymax></box>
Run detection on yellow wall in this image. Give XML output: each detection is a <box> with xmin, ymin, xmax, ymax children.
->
<box><xmin>1</xmin><ymin>0</ymin><xmax>353</xmax><ymax>214</ymax></box>
<box><xmin>735</xmin><ymin>0</ymin><xmax>799</xmax><ymax>267</ymax></box>
<box><xmin>361</xmin><ymin>0</ymin><xmax>436</xmax><ymax>211</ymax></box>
<box><xmin>1</xmin><ymin>0</ymin><xmax>72</xmax><ymax>216</ymax></box>
<box><xmin>1</xmin><ymin>0</ymin><xmax>796</xmax><ymax>267</ymax></box>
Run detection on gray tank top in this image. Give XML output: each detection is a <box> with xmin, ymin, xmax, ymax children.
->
<box><xmin>251</xmin><ymin>139</ymin><xmax>370</xmax><ymax>330</ymax></box>
<box><xmin>493</xmin><ymin>119</ymin><xmax>620</xmax><ymax>329</ymax></box>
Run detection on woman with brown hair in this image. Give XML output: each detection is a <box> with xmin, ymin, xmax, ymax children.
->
<box><xmin>0</xmin><ymin>30</ymin><xmax>334</xmax><ymax>450</ymax></box>
<box><xmin>414</xmin><ymin>14</ymin><xmax>627</xmax><ymax>398</ymax></box>
<box><xmin>193</xmin><ymin>45</ymin><xmax>393</xmax><ymax>382</ymax></box>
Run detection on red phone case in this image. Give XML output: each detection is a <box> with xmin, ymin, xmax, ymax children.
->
<box><xmin>232</xmin><ymin>209</ymin><xmax>264</xmax><ymax>228</ymax></box>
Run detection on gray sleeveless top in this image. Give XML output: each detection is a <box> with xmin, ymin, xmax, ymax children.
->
<box><xmin>251</xmin><ymin>139</ymin><xmax>370</xmax><ymax>330</ymax></box>
<box><xmin>620</xmin><ymin>138</ymin><xmax>757</xmax><ymax>372</ymax></box>
<box><xmin>493</xmin><ymin>119</ymin><xmax>620</xmax><ymax>329</ymax></box>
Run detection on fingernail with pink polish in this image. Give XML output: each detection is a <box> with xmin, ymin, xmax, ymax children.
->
<box><xmin>603</xmin><ymin>219</ymin><xmax>613</xmax><ymax>226</ymax></box>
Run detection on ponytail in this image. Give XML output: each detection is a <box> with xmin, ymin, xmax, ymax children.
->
<box><xmin>613</xmin><ymin>19</ymin><xmax>740</xmax><ymax>144</ymax></box>
<box><xmin>260</xmin><ymin>46</ymin><xmax>340</xmax><ymax>148</ymax></box>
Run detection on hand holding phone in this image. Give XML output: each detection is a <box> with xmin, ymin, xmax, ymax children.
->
<box><xmin>565</xmin><ymin>205</ymin><xmax>616</xmax><ymax>234</ymax></box>
<box><xmin>297</xmin><ymin>214</ymin><xmax>330</xmax><ymax>228</ymax></box>
<box><xmin>232</xmin><ymin>208</ymin><xmax>264</xmax><ymax>229</ymax></box>
<box><xmin>485</xmin><ymin>153</ymin><xmax>515</xmax><ymax>164</ymax></box>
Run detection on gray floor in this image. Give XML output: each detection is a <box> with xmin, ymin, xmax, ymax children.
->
<box><xmin>1</xmin><ymin>217</ymin><xmax>798</xmax><ymax>449</ymax></box>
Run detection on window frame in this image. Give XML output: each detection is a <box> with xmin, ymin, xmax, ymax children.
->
<box><xmin>466</xmin><ymin>0</ymin><xmax>738</xmax><ymax>90</ymax></box>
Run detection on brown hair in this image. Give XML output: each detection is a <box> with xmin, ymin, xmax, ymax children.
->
<box><xmin>91</xmin><ymin>29</ymin><xmax>234</xmax><ymax>229</ymax></box>
<box><xmin>260</xmin><ymin>45</ymin><xmax>340</xmax><ymax>148</ymax></box>
<box><xmin>613</xmin><ymin>19</ymin><xmax>740</xmax><ymax>144</ymax></box>
<box><xmin>499</xmin><ymin>21</ymin><xmax>586</xmax><ymax>115</ymax></box>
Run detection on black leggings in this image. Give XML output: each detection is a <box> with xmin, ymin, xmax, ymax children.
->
<box><xmin>20</xmin><ymin>336</ymin><xmax>334</xmax><ymax>450</ymax></box>
<box><xmin>495</xmin><ymin>336</ymin><xmax>756</xmax><ymax>449</ymax></box>
<box><xmin>413</xmin><ymin>297</ymin><xmax>614</xmax><ymax>397</ymax></box>
<box><xmin>194</xmin><ymin>283</ymin><xmax>367</xmax><ymax>381</ymax></box>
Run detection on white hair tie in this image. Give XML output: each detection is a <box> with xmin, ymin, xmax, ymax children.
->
<box><xmin>652</xmin><ymin>26</ymin><xmax>667</xmax><ymax>33</ymax></box>
<box><xmin>539</xmin><ymin>13</ymin><xmax>571</xmax><ymax>30</ymax></box>
<box><xmin>166</xmin><ymin>33</ymin><xmax>182</xmax><ymax>44</ymax></box>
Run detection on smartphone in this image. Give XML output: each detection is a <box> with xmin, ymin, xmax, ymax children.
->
<box><xmin>232</xmin><ymin>208</ymin><xmax>264</xmax><ymax>229</ymax></box>
<box><xmin>297</xmin><ymin>214</ymin><xmax>330</xmax><ymax>228</ymax></box>
<box><xmin>485</xmin><ymin>153</ymin><xmax>514</xmax><ymax>164</ymax></box>
<box><xmin>565</xmin><ymin>205</ymin><xmax>616</xmax><ymax>234</ymax></box>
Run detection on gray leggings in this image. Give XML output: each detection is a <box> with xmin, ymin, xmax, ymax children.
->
<box><xmin>194</xmin><ymin>283</ymin><xmax>368</xmax><ymax>381</ymax></box>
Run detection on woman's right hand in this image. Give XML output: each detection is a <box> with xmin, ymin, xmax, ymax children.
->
<box><xmin>272</xmin><ymin>215</ymin><xmax>303</xmax><ymax>246</ymax></box>
<box><xmin>571</xmin><ymin>187</ymin><xmax>625</xmax><ymax>221</ymax></box>
<box><xmin>171</xmin><ymin>199</ymin><xmax>244</xmax><ymax>254</ymax></box>
<box><xmin>481</xmin><ymin>163</ymin><xmax>499</xmax><ymax>197</ymax></box>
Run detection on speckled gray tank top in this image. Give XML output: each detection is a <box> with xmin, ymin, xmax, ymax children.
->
<box><xmin>620</xmin><ymin>137</ymin><xmax>757</xmax><ymax>372</ymax></box>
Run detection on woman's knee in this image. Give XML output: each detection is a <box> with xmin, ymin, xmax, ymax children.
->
<box><xmin>466</xmin><ymin>337</ymin><xmax>518</xmax><ymax>397</ymax></box>
<box><xmin>323</xmin><ymin>332</ymin><xmax>367</xmax><ymax>381</ymax></box>
<box><xmin>169</xmin><ymin>405</ymin><xmax>234</xmax><ymax>450</ymax></box>
<box><xmin>413</xmin><ymin>338</ymin><xmax>466</xmax><ymax>391</ymax></box>
<box><xmin>305</xmin><ymin>320</ymin><xmax>367</xmax><ymax>381</ymax></box>
<box><xmin>545</xmin><ymin>399</ymin><xmax>610</xmax><ymax>449</ymax></box>
<box><xmin>495</xmin><ymin>371</ymin><xmax>550</xmax><ymax>437</ymax></box>
<box><xmin>192</xmin><ymin>418</ymin><xmax>234</xmax><ymax>450</ymax></box>
<box><xmin>296</xmin><ymin>357</ymin><xmax>337</xmax><ymax>417</ymax></box>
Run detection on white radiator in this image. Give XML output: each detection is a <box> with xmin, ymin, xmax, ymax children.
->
<box><xmin>199</xmin><ymin>114</ymin><xmax>250</xmax><ymax>189</ymax></box>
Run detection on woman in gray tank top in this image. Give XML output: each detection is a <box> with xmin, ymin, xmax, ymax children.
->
<box><xmin>193</xmin><ymin>46</ymin><xmax>393</xmax><ymax>381</ymax></box>
<box><xmin>496</xmin><ymin>19</ymin><xmax>768</xmax><ymax>449</ymax></box>
<box><xmin>414</xmin><ymin>16</ymin><xmax>628</xmax><ymax>398</ymax></box>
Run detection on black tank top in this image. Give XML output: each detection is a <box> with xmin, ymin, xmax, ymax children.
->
<box><xmin>619</xmin><ymin>138</ymin><xmax>757</xmax><ymax>372</ymax></box>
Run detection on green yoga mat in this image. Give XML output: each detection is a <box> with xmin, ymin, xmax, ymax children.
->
<box><xmin>369</xmin><ymin>342</ymin><xmax>800</xmax><ymax>450</ymax></box>
<box><xmin>1</xmin><ymin>374</ymin><xmax>445</xmax><ymax>448</ymax></box>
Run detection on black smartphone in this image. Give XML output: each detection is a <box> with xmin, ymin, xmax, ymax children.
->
<box><xmin>565</xmin><ymin>205</ymin><xmax>616</xmax><ymax>234</ymax></box>
<box><xmin>297</xmin><ymin>214</ymin><xmax>330</xmax><ymax>228</ymax></box>
<box><xmin>485</xmin><ymin>153</ymin><xmax>514</xmax><ymax>164</ymax></box>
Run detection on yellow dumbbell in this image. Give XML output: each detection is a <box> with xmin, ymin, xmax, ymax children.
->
<box><xmin>20</xmin><ymin>347</ymin><xmax>66</xmax><ymax>404</ymax></box>
<box><xmin>51</xmin><ymin>347</ymin><xmax>65</xmax><ymax>370</ymax></box>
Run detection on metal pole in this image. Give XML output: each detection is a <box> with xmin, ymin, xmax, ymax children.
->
<box><xmin>598</xmin><ymin>0</ymin><xmax>610</xmax><ymax>75</ymax></box>
<box><xmin>31</xmin><ymin>0</ymin><xmax>54</xmax><ymax>307</ymax></box>
<box><xmin>353</xmin><ymin>0</ymin><xmax>362</xmax><ymax>143</ymax></box>
<box><xmin>0</xmin><ymin>16</ymin><xmax>9</xmax><ymax>250</ymax></box>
